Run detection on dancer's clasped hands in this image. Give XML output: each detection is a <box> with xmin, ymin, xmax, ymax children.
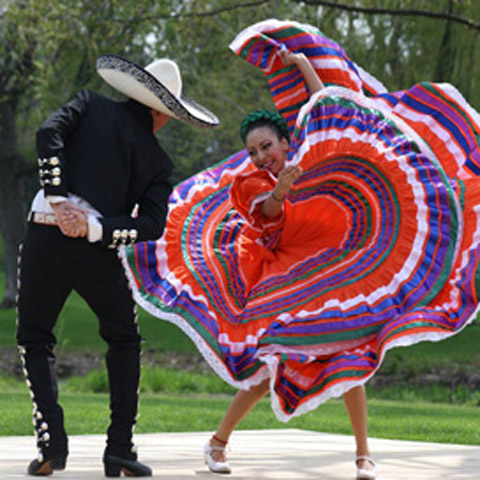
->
<box><xmin>51</xmin><ymin>201</ymin><xmax>89</xmax><ymax>238</ymax></box>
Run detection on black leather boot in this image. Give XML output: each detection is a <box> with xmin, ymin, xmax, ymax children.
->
<box><xmin>27</xmin><ymin>455</ymin><xmax>67</xmax><ymax>476</ymax></box>
<box><xmin>103</xmin><ymin>453</ymin><xmax>152</xmax><ymax>477</ymax></box>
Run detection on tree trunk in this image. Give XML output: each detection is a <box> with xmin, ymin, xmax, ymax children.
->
<box><xmin>0</xmin><ymin>101</ymin><xmax>26</xmax><ymax>308</ymax></box>
<box><xmin>464</xmin><ymin>31</ymin><xmax>479</xmax><ymax>100</ymax></box>
<box><xmin>433</xmin><ymin>0</ymin><xmax>456</xmax><ymax>82</ymax></box>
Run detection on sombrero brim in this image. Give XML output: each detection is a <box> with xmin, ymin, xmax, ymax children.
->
<box><xmin>96</xmin><ymin>55</ymin><xmax>219</xmax><ymax>129</ymax></box>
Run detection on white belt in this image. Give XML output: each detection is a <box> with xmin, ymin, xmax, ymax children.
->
<box><xmin>28</xmin><ymin>212</ymin><xmax>58</xmax><ymax>226</ymax></box>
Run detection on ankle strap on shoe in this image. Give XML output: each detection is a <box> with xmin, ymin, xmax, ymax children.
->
<box><xmin>212</xmin><ymin>434</ymin><xmax>228</xmax><ymax>446</ymax></box>
<box><xmin>356</xmin><ymin>455</ymin><xmax>376</xmax><ymax>466</ymax></box>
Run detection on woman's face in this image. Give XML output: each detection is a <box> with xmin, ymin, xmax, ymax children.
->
<box><xmin>245</xmin><ymin>126</ymin><xmax>289</xmax><ymax>177</ymax></box>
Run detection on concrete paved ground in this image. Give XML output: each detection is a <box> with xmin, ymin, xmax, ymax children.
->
<box><xmin>1</xmin><ymin>429</ymin><xmax>479</xmax><ymax>479</ymax></box>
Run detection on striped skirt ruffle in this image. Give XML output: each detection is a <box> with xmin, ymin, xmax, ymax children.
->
<box><xmin>121</xmin><ymin>19</ymin><xmax>480</xmax><ymax>421</ymax></box>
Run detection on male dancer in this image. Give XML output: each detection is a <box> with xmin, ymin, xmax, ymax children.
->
<box><xmin>16</xmin><ymin>56</ymin><xmax>218</xmax><ymax>477</ymax></box>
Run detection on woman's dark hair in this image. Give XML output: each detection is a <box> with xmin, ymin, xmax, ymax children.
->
<box><xmin>239</xmin><ymin>109</ymin><xmax>290</xmax><ymax>143</ymax></box>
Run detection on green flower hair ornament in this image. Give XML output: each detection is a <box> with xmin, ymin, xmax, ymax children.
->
<box><xmin>239</xmin><ymin>109</ymin><xmax>290</xmax><ymax>143</ymax></box>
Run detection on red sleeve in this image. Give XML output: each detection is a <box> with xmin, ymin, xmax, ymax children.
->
<box><xmin>230</xmin><ymin>170</ymin><xmax>285</xmax><ymax>233</ymax></box>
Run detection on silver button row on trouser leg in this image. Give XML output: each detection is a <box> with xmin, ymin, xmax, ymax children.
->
<box><xmin>17</xmin><ymin>344</ymin><xmax>68</xmax><ymax>459</ymax></box>
<box><xmin>19</xmin><ymin>346</ymin><xmax>50</xmax><ymax>461</ymax></box>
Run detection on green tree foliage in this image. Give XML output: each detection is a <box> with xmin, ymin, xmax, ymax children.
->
<box><xmin>295</xmin><ymin>0</ymin><xmax>480</xmax><ymax>101</ymax></box>
<box><xmin>0</xmin><ymin>0</ymin><xmax>181</xmax><ymax>305</ymax></box>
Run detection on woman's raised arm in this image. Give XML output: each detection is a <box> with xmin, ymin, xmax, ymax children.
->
<box><xmin>279</xmin><ymin>50</ymin><xmax>324</xmax><ymax>94</ymax></box>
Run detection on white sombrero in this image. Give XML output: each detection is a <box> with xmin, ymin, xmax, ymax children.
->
<box><xmin>96</xmin><ymin>55</ymin><xmax>219</xmax><ymax>129</ymax></box>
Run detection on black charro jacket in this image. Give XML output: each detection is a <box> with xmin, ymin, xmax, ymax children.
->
<box><xmin>36</xmin><ymin>89</ymin><xmax>173</xmax><ymax>248</ymax></box>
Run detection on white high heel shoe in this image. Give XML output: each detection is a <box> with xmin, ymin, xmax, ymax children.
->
<box><xmin>204</xmin><ymin>441</ymin><xmax>231</xmax><ymax>474</ymax></box>
<box><xmin>356</xmin><ymin>455</ymin><xmax>377</xmax><ymax>479</ymax></box>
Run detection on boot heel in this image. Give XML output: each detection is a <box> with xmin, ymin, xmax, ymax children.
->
<box><xmin>50</xmin><ymin>456</ymin><xmax>67</xmax><ymax>470</ymax></box>
<box><xmin>104</xmin><ymin>460</ymin><xmax>122</xmax><ymax>477</ymax></box>
<box><xmin>103</xmin><ymin>453</ymin><xmax>152</xmax><ymax>477</ymax></box>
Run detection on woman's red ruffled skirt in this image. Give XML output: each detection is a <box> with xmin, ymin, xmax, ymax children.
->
<box><xmin>121</xmin><ymin>20</ymin><xmax>480</xmax><ymax>421</ymax></box>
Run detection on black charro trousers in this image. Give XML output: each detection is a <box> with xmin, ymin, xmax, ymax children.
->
<box><xmin>16</xmin><ymin>223</ymin><xmax>142</xmax><ymax>460</ymax></box>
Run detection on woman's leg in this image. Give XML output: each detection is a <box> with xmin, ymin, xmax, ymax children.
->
<box><xmin>209</xmin><ymin>378</ymin><xmax>270</xmax><ymax>461</ymax></box>
<box><xmin>343</xmin><ymin>385</ymin><xmax>375</xmax><ymax>472</ymax></box>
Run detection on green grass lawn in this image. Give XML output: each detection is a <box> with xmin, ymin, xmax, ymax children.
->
<box><xmin>1</xmin><ymin>388</ymin><xmax>479</xmax><ymax>445</ymax></box>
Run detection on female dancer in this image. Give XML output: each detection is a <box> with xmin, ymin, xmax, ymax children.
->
<box><xmin>204</xmin><ymin>105</ymin><xmax>376</xmax><ymax>478</ymax></box>
<box><xmin>122</xmin><ymin>19</ymin><xmax>480</xmax><ymax>480</ymax></box>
